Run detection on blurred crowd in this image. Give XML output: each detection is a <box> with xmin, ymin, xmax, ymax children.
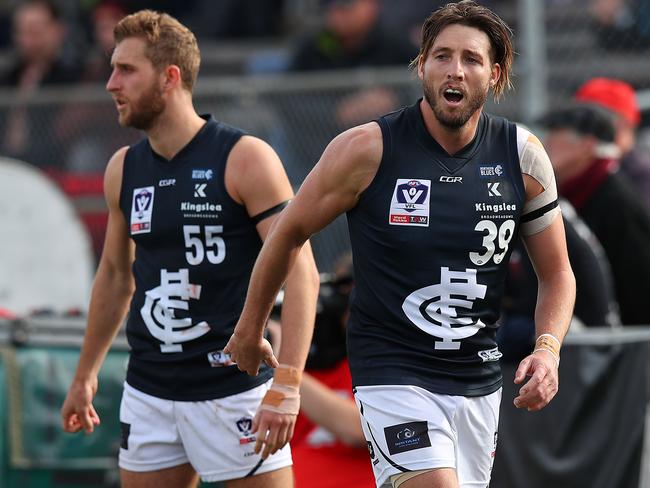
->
<box><xmin>1</xmin><ymin>0</ymin><xmax>650</xmax><ymax>325</ymax></box>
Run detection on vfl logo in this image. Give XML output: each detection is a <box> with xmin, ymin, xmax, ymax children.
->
<box><xmin>487</xmin><ymin>182</ymin><xmax>501</xmax><ymax>196</ymax></box>
<box><xmin>140</xmin><ymin>269</ymin><xmax>210</xmax><ymax>353</ymax></box>
<box><xmin>389</xmin><ymin>179</ymin><xmax>431</xmax><ymax>226</ymax></box>
<box><xmin>236</xmin><ymin>417</ymin><xmax>253</xmax><ymax>434</ymax></box>
<box><xmin>194</xmin><ymin>183</ymin><xmax>207</xmax><ymax>198</ymax></box>
<box><xmin>236</xmin><ymin>416</ymin><xmax>256</xmax><ymax>445</ymax></box>
<box><xmin>402</xmin><ymin>267</ymin><xmax>487</xmax><ymax>350</ymax></box>
<box><xmin>135</xmin><ymin>189</ymin><xmax>152</xmax><ymax>218</ymax></box>
<box><xmin>131</xmin><ymin>186</ymin><xmax>154</xmax><ymax>234</ymax></box>
<box><xmin>398</xmin><ymin>180</ymin><xmax>428</xmax><ymax>211</ymax></box>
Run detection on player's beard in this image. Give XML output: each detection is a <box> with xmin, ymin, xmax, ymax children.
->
<box><xmin>120</xmin><ymin>79</ymin><xmax>166</xmax><ymax>131</ymax></box>
<box><xmin>423</xmin><ymin>79</ymin><xmax>489</xmax><ymax>130</ymax></box>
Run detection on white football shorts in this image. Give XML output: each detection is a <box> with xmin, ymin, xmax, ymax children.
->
<box><xmin>118</xmin><ymin>380</ymin><xmax>292</xmax><ymax>482</ymax></box>
<box><xmin>354</xmin><ymin>385</ymin><xmax>501</xmax><ymax>488</ymax></box>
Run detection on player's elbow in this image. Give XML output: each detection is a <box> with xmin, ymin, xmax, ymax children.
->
<box><xmin>292</xmin><ymin>243</ymin><xmax>320</xmax><ymax>292</ymax></box>
<box><xmin>338</xmin><ymin>425</ymin><xmax>367</xmax><ymax>448</ymax></box>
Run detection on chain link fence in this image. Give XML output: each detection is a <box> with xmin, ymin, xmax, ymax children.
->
<box><xmin>0</xmin><ymin>0</ymin><xmax>648</xmax><ymax>273</ymax></box>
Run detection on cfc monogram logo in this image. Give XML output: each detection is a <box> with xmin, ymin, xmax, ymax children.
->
<box><xmin>402</xmin><ymin>267</ymin><xmax>487</xmax><ymax>350</ymax></box>
<box><xmin>140</xmin><ymin>269</ymin><xmax>210</xmax><ymax>352</ymax></box>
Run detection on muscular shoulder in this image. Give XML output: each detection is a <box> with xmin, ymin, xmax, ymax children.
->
<box><xmin>319</xmin><ymin>122</ymin><xmax>383</xmax><ymax>198</ymax></box>
<box><xmin>226</xmin><ymin>135</ymin><xmax>293</xmax><ymax>212</ymax></box>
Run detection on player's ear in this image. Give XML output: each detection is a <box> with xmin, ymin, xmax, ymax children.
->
<box><xmin>416</xmin><ymin>54</ymin><xmax>425</xmax><ymax>80</ymax></box>
<box><xmin>163</xmin><ymin>65</ymin><xmax>182</xmax><ymax>91</ymax></box>
<box><xmin>489</xmin><ymin>63</ymin><xmax>501</xmax><ymax>88</ymax></box>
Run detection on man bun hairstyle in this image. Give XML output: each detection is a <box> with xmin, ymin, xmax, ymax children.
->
<box><xmin>412</xmin><ymin>0</ymin><xmax>514</xmax><ymax>100</ymax></box>
<box><xmin>114</xmin><ymin>10</ymin><xmax>200</xmax><ymax>91</ymax></box>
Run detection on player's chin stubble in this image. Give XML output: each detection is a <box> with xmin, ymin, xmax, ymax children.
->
<box><xmin>423</xmin><ymin>81</ymin><xmax>489</xmax><ymax>130</ymax></box>
<box><xmin>121</xmin><ymin>82</ymin><xmax>166</xmax><ymax>131</ymax></box>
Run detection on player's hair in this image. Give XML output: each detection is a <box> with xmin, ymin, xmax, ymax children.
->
<box><xmin>412</xmin><ymin>0</ymin><xmax>514</xmax><ymax>100</ymax></box>
<box><xmin>114</xmin><ymin>10</ymin><xmax>200</xmax><ymax>91</ymax></box>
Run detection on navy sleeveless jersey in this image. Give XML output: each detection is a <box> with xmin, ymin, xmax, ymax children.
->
<box><xmin>119</xmin><ymin>115</ymin><xmax>272</xmax><ymax>401</ymax></box>
<box><xmin>347</xmin><ymin>100</ymin><xmax>525</xmax><ymax>396</ymax></box>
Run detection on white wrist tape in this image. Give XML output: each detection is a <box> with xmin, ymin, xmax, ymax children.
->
<box><xmin>258</xmin><ymin>364</ymin><xmax>301</xmax><ymax>415</ymax></box>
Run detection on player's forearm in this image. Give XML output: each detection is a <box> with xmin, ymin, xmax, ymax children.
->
<box><xmin>74</xmin><ymin>269</ymin><xmax>133</xmax><ymax>382</ymax></box>
<box><xmin>277</xmin><ymin>242</ymin><xmax>319</xmax><ymax>369</ymax></box>
<box><xmin>238</xmin><ymin>227</ymin><xmax>310</xmax><ymax>338</ymax></box>
<box><xmin>300</xmin><ymin>373</ymin><xmax>366</xmax><ymax>447</ymax></box>
<box><xmin>534</xmin><ymin>267</ymin><xmax>575</xmax><ymax>345</ymax></box>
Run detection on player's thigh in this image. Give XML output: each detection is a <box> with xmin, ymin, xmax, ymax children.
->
<box><xmin>177</xmin><ymin>380</ymin><xmax>292</xmax><ymax>483</ymax></box>
<box><xmin>121</xmin><ymin>463</ymin><xmax>198</xmax><ymax>488</ymax></box>
<box><xmin>354</xmin><ymin>385</ymin><xmax>459</xmax><ymax>488</ymax></box>
<box><xmin>224</xmin><ymin>465</ymin><xmax>293</xmax><ymax>488</ymax></box>
<box><xmin>395</xmin><ymin>468</ymin><xmax>459</xmax><ymax>488</ymax></box>
<box><xmin>455</xmin><ymin>389</ymin><xmax>501</xmax><ymax>487</ymax></box>
<box><xmin>119</xmin><ymin>383</ymin><xmax>190</xmax><ymax>473</ymax></box>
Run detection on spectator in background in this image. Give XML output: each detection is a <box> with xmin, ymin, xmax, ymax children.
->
<box><xmin>289</xmin><ymin>0</ymin><xmax>415</xmax><ymax>72</ymax></box>
<box><xmin>575</xmin><ymin>77</ymin><xmax>650</xmax><ymax>212</ymax></box>
<box><xmin>281</xmin><ymin>0</ymin><xmax>416</xmax><ymax>190</ymax></box>
<box><xmin>288</xmin><ymin>0</ymin><xmax>415</xmax><ymax>129</ymax></box>
<box><xmin>55</xmin><ymin>0</ymin><xmax>134</xmax><ymax>174</ymax></box>
<box><xmin>499</xmin><ymin>198</ymin><xmax>621</xmax><ymax>361</ymax></box>
<box><xmin>182</xmin><ymin>0</ymin><xmax>286</xmax><ymax>40</ymax></box>
<box><xmin>0</xmin><ymin>0</ymin><xmax>81</xmax><ymax>170</ymax></box>
<box><xmin>590</xmin><ymin>0</ymin><xmax>650</xmax><ymax>50</ymax></box>
<box><xmin>541</xmin><ymin>103</ymin><xmax>650</xmax><ymax>326</ymax></box>
<box><xmin>82</xmin><ymin>1</ymin><xmax>126</xmax><ymax>83</ymax></box>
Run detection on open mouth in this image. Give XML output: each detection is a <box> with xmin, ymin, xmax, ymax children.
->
<box><xmin>443</xmin><ymin>88</ymin><xmax>464</xmax><ymax>104</ymax></box>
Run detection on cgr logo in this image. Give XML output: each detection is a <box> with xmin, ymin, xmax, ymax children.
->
<box><xmin>159</xmin><ymin>179</ymin><xmax>175</xmax><ymax>187</ymax></box>
<box><xmin>440</xmin><ymin>176</ymin><xmax>462</xmax><ymax>183</ymax></box>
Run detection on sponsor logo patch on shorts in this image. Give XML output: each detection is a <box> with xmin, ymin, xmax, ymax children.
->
<box><xmin>384</xmin><ymin>420</ymin><xmax>431</xmax><ymax>455</ymax></box>
<box><xmin>389</xmin><ymin>179</ymin><xmax>431</xmax><ymax>227</ymax></box>
<box><xmin>236</xmin><ymin>416</ymin><xmax>256</xmax><ymax>445</ymax></box>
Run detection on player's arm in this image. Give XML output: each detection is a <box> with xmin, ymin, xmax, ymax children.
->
<box><xmin>61</xmin><ymin>147</ymin><xmax>135</xmax><ymax>434</ymax></box>
<box><xmin>300</xmin><ymin>373</ymin><xmax>366</xmax><ymax>447</ymax></box>
<box><xmin>223</xmin><ymin>135</ymin><xmax>319</xmax><ymax>458</ymax></box>
<box><xmin>225</xmin><ymin>135</ymin><xmax>320</xmax><ymax>375</ymax></box>
<box><xmin>224</xmin><ymin>122</ymin><xmax>383</xmax><ymax>374</ymax></box>
<box><xmin>513</xmin><ymin>129</ymin><xmax>576</xmax><ymax>412</ymax></box>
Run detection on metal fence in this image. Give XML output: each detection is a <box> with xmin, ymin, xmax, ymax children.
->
<box><xmin>0</xmin><ymin>0</ymin><xmax>649</xmax><ymax>272</ymax></box>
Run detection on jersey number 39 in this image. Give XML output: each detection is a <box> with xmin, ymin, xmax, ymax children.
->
<box><xmin>470</xmin><ymin>219</ymin><xmax>515</xmax><ymax>266</ymax></box>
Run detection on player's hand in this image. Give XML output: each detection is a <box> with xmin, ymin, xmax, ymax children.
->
<box><xmin>252</xmin><ymin>409</ymin><xmax>296</xmax><ymax>460</ymax></box>
<box><xmin>60</xmin><ymin>377</ymin><xmax>101</xmax><ymax>434</ymax></box>
<box><xmin>513</xmin><ymin>350</ymin><xmax>559</xmax><ymax>412</ymax></box>
<box><xmin>224</xmin><ymin>330</ymin><xmax>279</xmax><ymax>376</ymax></box>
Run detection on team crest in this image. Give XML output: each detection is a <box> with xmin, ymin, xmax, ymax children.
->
<box><xmin>389</xmin><ymin>179</ymin><xmax>431</xmax><ymax>227</ymax></box>
<box><xmin>131</xmin><ymin>186</ymin><xmax>154</xmax><ymax>234</ymax></box>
